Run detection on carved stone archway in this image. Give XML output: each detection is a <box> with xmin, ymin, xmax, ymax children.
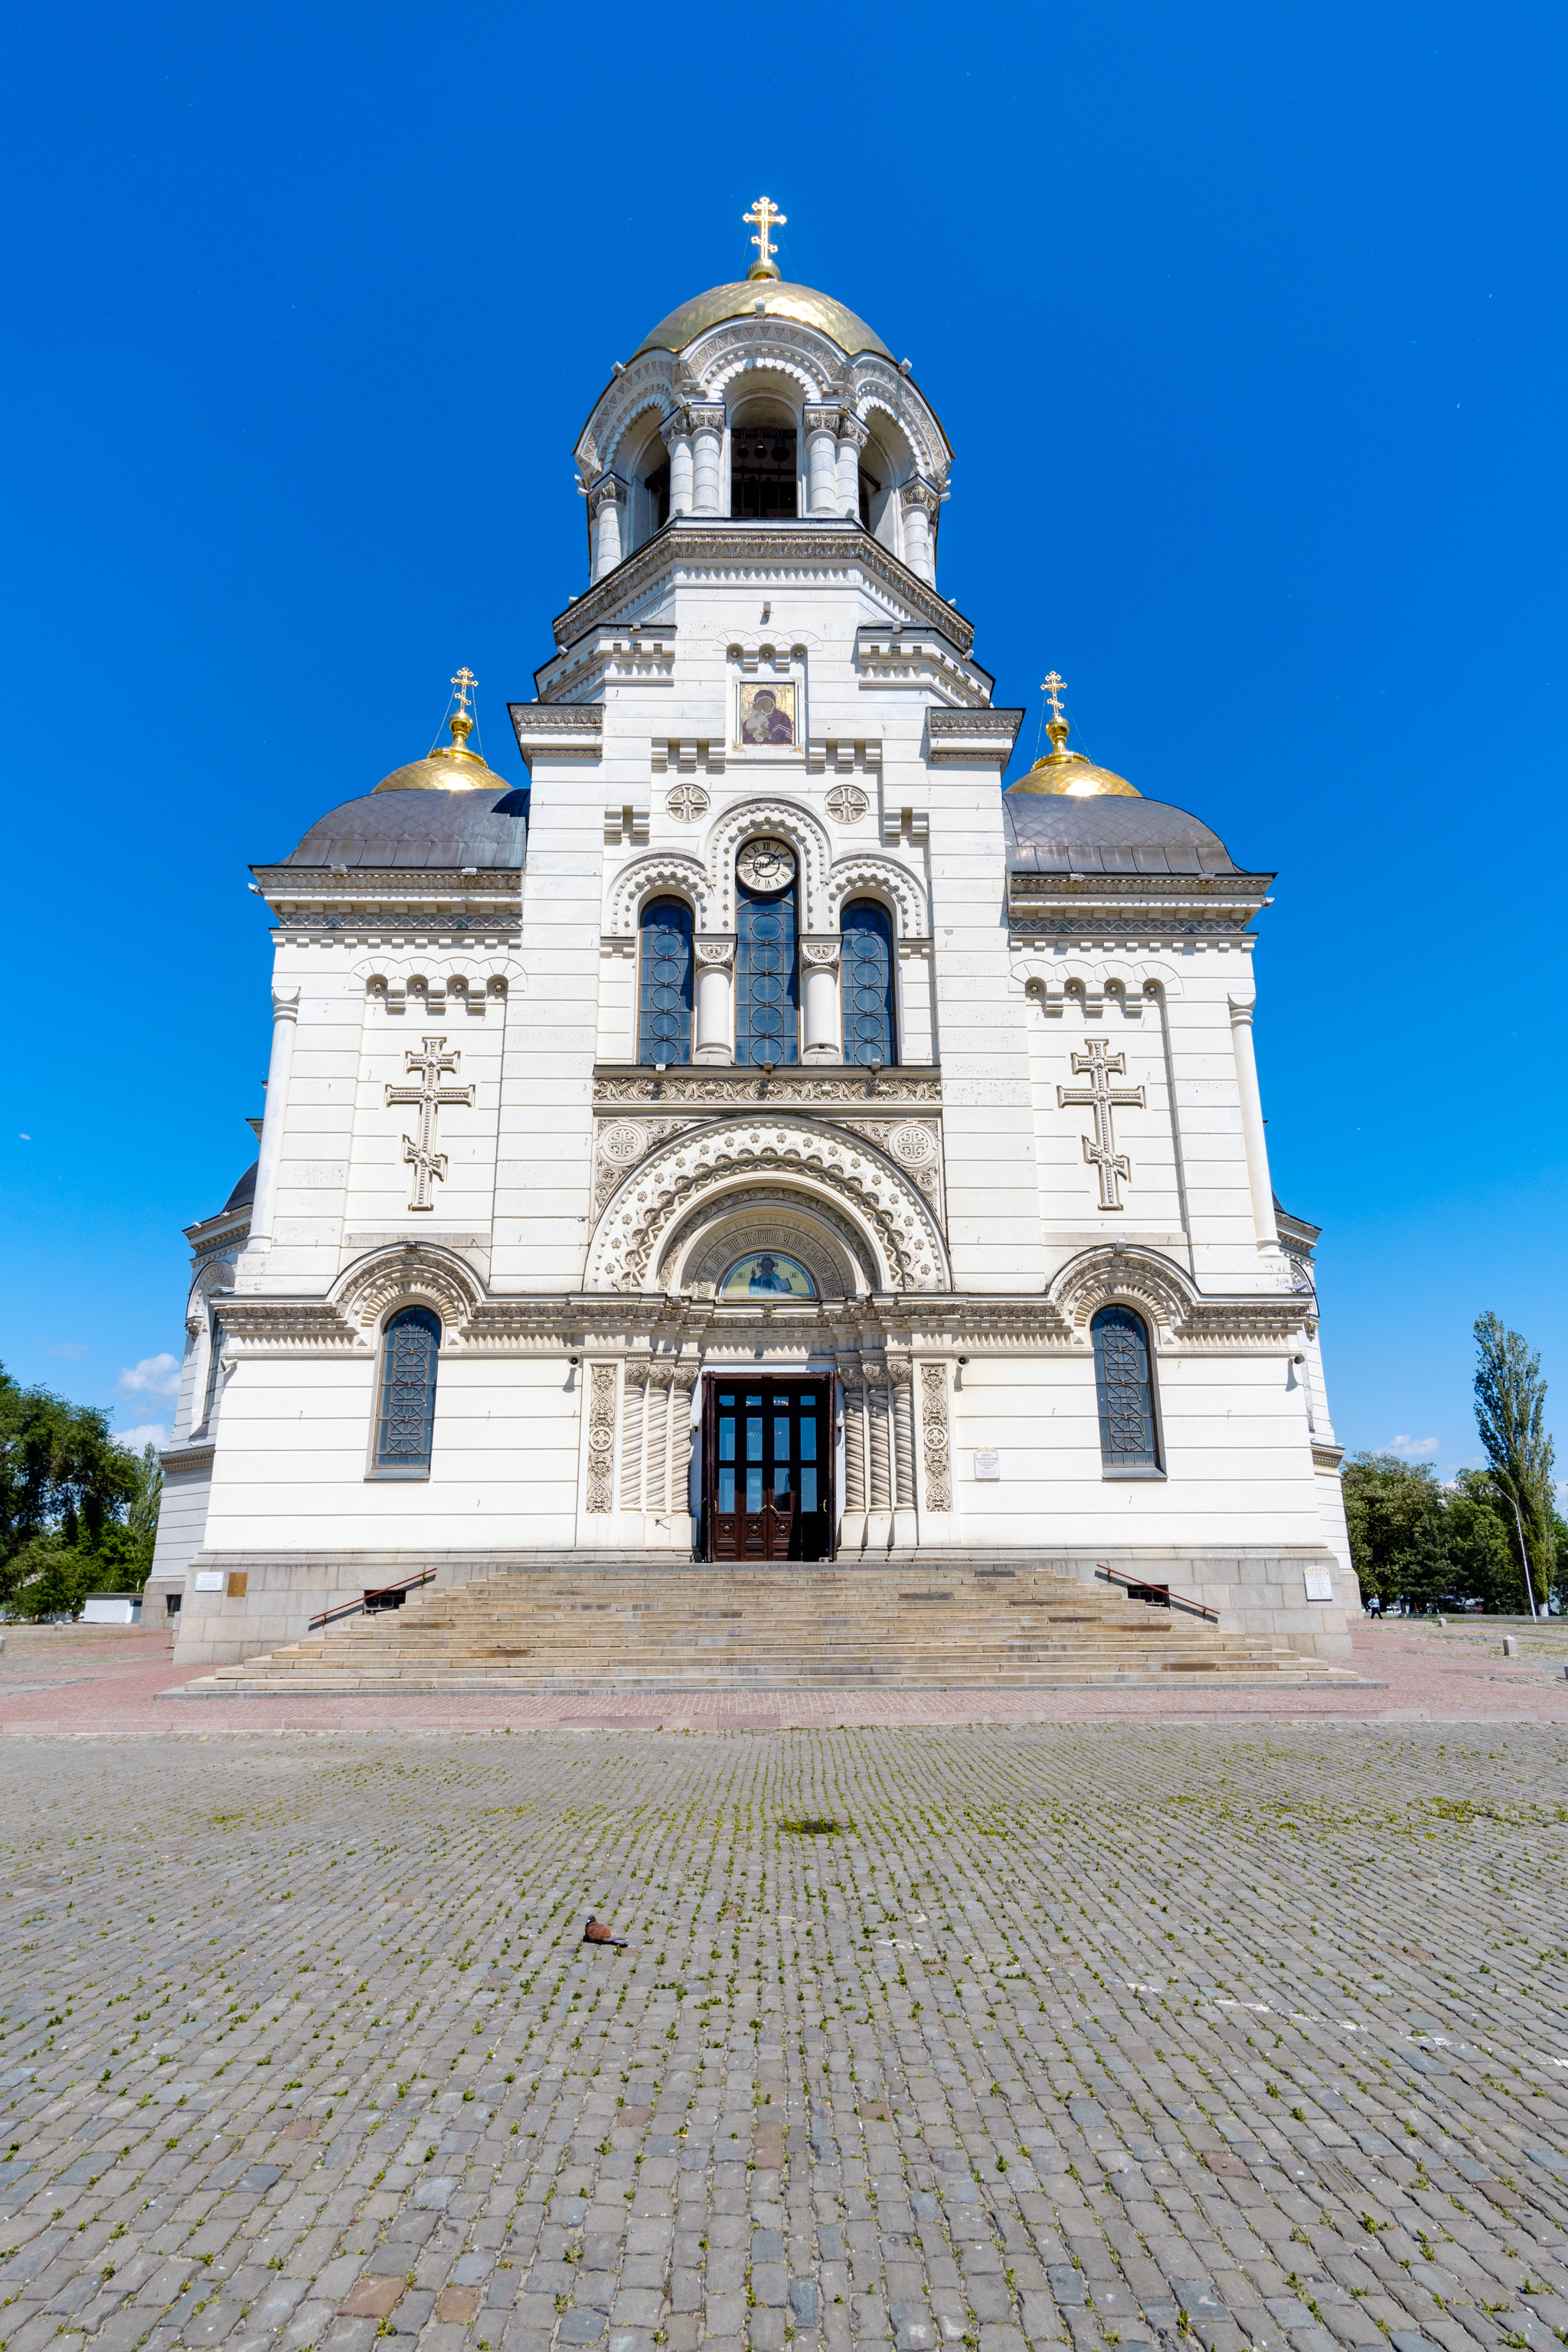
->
<box><xmin>332</xmin><ymin>1244</ymin><xmax>485</xmax><ymax>1341</ymax></box>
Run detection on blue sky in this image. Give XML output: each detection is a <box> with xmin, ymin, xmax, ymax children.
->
<box><xmin>2</xmin><ymin>1</ymin><xmax>1564</xmax><ymax>1472</ymax></box>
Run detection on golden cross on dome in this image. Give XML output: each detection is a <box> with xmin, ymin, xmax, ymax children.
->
<box><xmin>450</xmin><ymin>665</ymin><xmax>477</xmax><ymax>717</ymax></box>
<box><xmin>1041</xmin><ymin>670</ymin><xmax>1068</xmax><ymax>721</ymax></box>
<box><xmin>743</xmin><ymin>194</ymin><xmax>786</xmax><ymax>271</ymax></box>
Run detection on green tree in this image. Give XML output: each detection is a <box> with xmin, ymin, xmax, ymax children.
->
<box><xmin>0</xmin><ymin>1365</ymin><xmax>145</xmax><ymax>1615</ymax></box>
<box><xmin>1445</xmin><ymin>1469</ymin><xmax>1526</xmax><ymax>1612</ymax></box>
<box><xmin>1341</xmin><ymin>1453</ymin><xmax>1451</xmax><ymax>1609</ymax></box>
<box><xmin>1472</xmin><ymin>1312</ymin><xmax>1558</xmax><ymax>1612</ymax></box>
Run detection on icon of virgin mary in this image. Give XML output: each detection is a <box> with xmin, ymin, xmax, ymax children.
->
<box><xmin>740</xmin><ymin>684</ymin><xmax>795</xmax><ymax>745</ymax></box>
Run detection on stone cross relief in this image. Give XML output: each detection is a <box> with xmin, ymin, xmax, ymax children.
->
<box><xmin>1057</xmin><ymin>1037</ymin><xmax>1145</xmax><ymax>1210</ymax></box>
<box><xmin>386</xmin><ymin>1035</ymin><xmax>474</xmax><ymax>1210</ymax></box>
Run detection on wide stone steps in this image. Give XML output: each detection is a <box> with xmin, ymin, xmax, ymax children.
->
<box><xmin>176</xmin><ymin>1561</ymin><xmax>1357</xmax><ymax>1695</ymax></box>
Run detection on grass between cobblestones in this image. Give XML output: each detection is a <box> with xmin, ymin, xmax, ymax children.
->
<box><xmin>1</xmin><ymin>1727</ymin><xmax>1566</xmax><ymax>2352</ymax></box>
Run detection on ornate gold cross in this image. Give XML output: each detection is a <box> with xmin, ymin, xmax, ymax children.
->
<box><xmin>743</xmin><ymin>195</ymin><xmax>786</xmax><ymax>271</ymax></box>
<box><xmin>1040</xmin><ymin>670</ymin><xmax>1068</xmax><ymax>721</ymax></box>
<box><xmin>1057</xmin><ymin>1037</ymin><xmax>1145</xmax><ymax>1211</ymax></box>
<box><xmin>386</xmin><ymin>1035</ymin><xmax>475</xmax><ymax>1210</ymax></box>
<box><xmin>450</xmin><ymin>665</ymin><xmax>477</xmax><ymax>717</ymax></box>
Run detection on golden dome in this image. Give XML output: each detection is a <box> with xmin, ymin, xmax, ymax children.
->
<box><xmin>373</xmin><ymin>684</ymin><xmax>501</xmax><ymax>792</ymax></box>
<box><xmin>1004</xmin><ymin>715</ymin><xmax>1139</xmax><ymax>799</ymax></box>
<box><xmin>633</xmin><ymin>279</ymin><xmax>891</xmax><ymax>361</ymax></box>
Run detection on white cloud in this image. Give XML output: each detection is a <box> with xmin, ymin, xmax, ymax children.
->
<box><xmin>1388</xmin><ymin>1433</ymin><xmax>1440</xmax><ymax>1458</ymax></box>
<box><xmin>113</xmin><ymin>1423</ymin><xmax>169</xmax><ymax>1453</ymax></box>
<box><xmin>118</xmin><ymin>1352</ymin><xmax>181</xmax><ymax>1399</ymax></box>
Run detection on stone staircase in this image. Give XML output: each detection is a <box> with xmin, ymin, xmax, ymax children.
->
<box><xmin>179</xmin><ymin>1561</ymin><xmax>1359</xmax><ymax>1694</ymax></box>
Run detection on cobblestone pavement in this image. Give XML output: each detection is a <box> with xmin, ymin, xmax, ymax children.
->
<box><xmin>2</xmin><ymin>1733</ymin><xmax>1566</xmax><ymax>2352</ymax></box>
<box><xmin>4</xmin><ymin>1626</ymin><xmax>1568</xmax><ymax>1737</ymax></box>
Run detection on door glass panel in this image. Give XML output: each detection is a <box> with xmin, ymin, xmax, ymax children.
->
<box><xmin>799</xmin><ymin>1414</ymin><xmax>817</xmax><ymax>1460</ymax></box>
<box><xmin>773</xmin><ymin>1415</ymin><xmax>791</xmax><ymax>1457</ymax></box>
<box><xmin>801</xmin><ymin>1466</ymin><xmax>818</xmax><ymax>1511</ymax></box>
<box><xmin>718</xmin><ymin>1416</ymin><xmax>735</xmax><ymax>1462</ymax></box>
<box><xmin>746</xmin><ymin>1416</ymin><xmax>763</xmax><ymax>1461</ymax></box>
<box><xmin>746</xmin><ymin>1467</ymin><xmax>763</xmax><ymax>1513</ymax></box>
<box><xmin>773</xmin><ymin>1465</ymin><xmax>792</xmax><ymax>1501</ymax></box>
<box><xmin>717</xmin><ymin>1467</ymin><xmax>736</xmax><ymax>1511</ymax></box>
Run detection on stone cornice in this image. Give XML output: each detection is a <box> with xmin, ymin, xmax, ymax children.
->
<box><xmin>507</xmin><ymin>702</ymin><xmax>605</xmax><ymax>769</ymax></box>
<box><xmin>854</xmin><ymin>626</ymin><xmax>994</xmax><ymax>710</ymax></box>
<box><xmin>592</xmin><ymin>1063</ymin><xmax>942</xmax><ymax>1109</ymax></box>
<box><xmin>253</xmin><ymin>867</ymin><xmax>522</xmax><ymax>920</ymax></box>
<box><xmin>159</xmin><ymin>1444</ymin><xmax>215</xmax><ymax>1478</ymax></box>
<box><xmin>550</xmin><ymin>519</ymin><xmax>976</xmax><ymax>658</ymax></box>
<box><xmin>927</xmin><ymin>708</ymin><xmax>1026</xmax><ymax>765</ymax></box>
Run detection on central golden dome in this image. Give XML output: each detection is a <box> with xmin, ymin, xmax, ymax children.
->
<box><xmin>633</xmin><ymin>279</ymin><xmax>891</xmax><ymax>361</ymax></box>
<box><xmin>373</xmin><ymin>694</ymin><xmax>501</xmax><ymax>792</ymax></box>
<box><xmin>1005</xmin><ymin>716</ymin><xmax>1139</xmax><ymax>799</ymax></box>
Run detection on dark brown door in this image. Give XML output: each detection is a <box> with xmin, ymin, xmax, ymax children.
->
<box><xmin>704</xmin><ymin>1378</ymin><xmax>832</xmax><ymax>1561</ymax></box>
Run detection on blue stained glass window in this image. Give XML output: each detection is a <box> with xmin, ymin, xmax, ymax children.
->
<box><xmin>736</xmin><ymin>876</ymin><xmax>799</xmax><ymax>1065</ymax></box>
<box><xmin>375</xmin><ymin>1306</ymin><xmax>441</xmax><ymax>1472</ymax></box>
<box><xmin>638</xmin><ymin>896</ymin><xmax>693</xmax><ymax>1063</ymax></box>
<box><xmin>840</xmin><ymin>899</ymin><xmax>897</xmax><ymax>1066</ymax></box>
<box><xmin>1091</xmin><ymin>1305</ymin><xmax>1159</xmax><ymax>1469</ymax></box>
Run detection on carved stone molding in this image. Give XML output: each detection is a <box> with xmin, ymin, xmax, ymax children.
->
<box><xmin>836</xmin><ymin>412</ymin><xmax>870</xmax><ymax>454</ymax></box>
<box><xmin>662</xmin><ymin>1187</ymin><xmax>876</xmax><ymax>1297</ymax></box>
<box><xmin>688</xmin><ymin>402</ymin><xmax>726</xmax><ymax>435</ymax></box>
<box><xmin>919</xmin><ymin>1361</ymin><xmax>952</xmax><ymax>1511</ymax></box>
<box><xmin>605</xmin><ymin>852</ymin><xmax>711</xmax><ymax>936</ymax></box>
<box><xmin>585</xmin><ymin>1363</ymin><xmax>618</xmax><ymax>1511</ymax></box>
<box><xmin>900</xmin><ymin>477</ymin><xmax>941</xmax><ymax>518</ymax></box>
<box><xmin>926</xmin><ymin>707</ymin><xmax>1025</xmax><ymax>767</ymax></box>
<box><xmin>826</xmin><ymin>854</ymin><xmax>929</xmax><ymax>937</ymax></box>
<box><xmin>1048</xmin><ymin>1244</ymin><xmax>1315</xmax><ymax>1348</ymax></box>
<box><xmin>585</xmin><ymin>1116</ymin><xmax>951</xmax><ymax>1294</ymax></box>
<box><xmin>658</xmin><ymin>406</ymin><xmax>692</xmax><ymax>449</ymax></box>
<box><xmin>592</xmin><ymin>1117</ymin><xmax>695</xmax><ymax>1216</ymax></box>
<box><xmin>593</xmin><ymin>1067</ymin><xmax>942</xmax><ymax>1108</ymax></box>
<box><xmin>800</xmin><ymin>935</ymin><xmax>841</xmax><ymax>972</ymax></box>
<box><xmin>694</xmin><ymin>935</ymin><xmax>737</xmax><ymax>970</ymax></box>
<box><xmin>588</xmin><ymin>472</ymin><xmax>627</xmax><ymax>518</ymax></box>
<box><xmin>507</xmin><ymin>701</ymin><xmax>605</xmax><ymax>769</ymax></box>
<box><xmin>333</xmin><ymin>1244</ymin><xmax>486</xmax><ymax>1338</ymax></box>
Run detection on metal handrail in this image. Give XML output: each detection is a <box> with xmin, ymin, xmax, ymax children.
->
<box><xmin>1096</xmin><ymin>1563</ymin><xmax>1219</xmax><ymax>1622</ymax></box>
<box><xmin>309</xmin><ymin>1566</ymin><xmax>438</xmax><ymax>1633</ymax></box>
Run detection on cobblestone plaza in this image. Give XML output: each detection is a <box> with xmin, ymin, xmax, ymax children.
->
<box><xmin>2</xmin><ymin>1728</ymin><xmax>1566</xmax><ymax>2352</ymax></box>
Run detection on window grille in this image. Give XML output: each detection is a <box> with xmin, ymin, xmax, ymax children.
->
<box><xmin>1091</xmin><ymin>1305</ymin><xmax>1159</xmax><ymax>1469</ymax></box>
<box><xmin>840</xmin><ymin>899</ymin><xmax>897</xmax><ymax>1065</ymax></box>
<box><xmin>638</xmin><ymin>896</ymin><xmax>693</xmax><ymax>1063</ymax></box>
<box><xmin>735</xmin><ymin>875</ymin><xmax>799</xmax><ymax>1065</ymax></box>
<box><xmin>374</xmin><ymin>1307</ymin><xmax>441</xmax><ymax>1472</ymax></box>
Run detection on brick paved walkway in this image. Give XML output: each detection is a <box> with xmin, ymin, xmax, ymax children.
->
<box><xmin>1</xmin><ymin>1727</ymin><xmax>1566</xmax><ymax>2352</ymax></box>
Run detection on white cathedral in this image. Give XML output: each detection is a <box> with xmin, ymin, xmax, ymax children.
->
<box><xmin>149</xmin><ymin>205</ymin><xmax>1357</xmax><ymax>1671</ymax></box>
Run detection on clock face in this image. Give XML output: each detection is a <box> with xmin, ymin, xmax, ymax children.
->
<box><xmin>737</xmin><ymin>837</ymin><xmax>796</xmax><ymax>892</ymax></box>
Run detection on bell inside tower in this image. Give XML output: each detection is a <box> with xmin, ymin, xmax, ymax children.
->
<box><xmin>730</xmin><ymin>423</ymin><xmax>798</xmax><ymax>518</ymax></box>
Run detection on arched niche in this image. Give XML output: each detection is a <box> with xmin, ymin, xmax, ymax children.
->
<box><xmin>656</xmin><ymin>1187</ymin><xmax>869</xmax><ymax>1301</ymax></box>
<box><xmin>727</xmin><ymin>373</ymin><xmax>803</xmax><ymax>519</ymax></box>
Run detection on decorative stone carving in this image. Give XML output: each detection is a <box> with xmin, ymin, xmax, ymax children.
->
<box><xmin>587</xmin><ymin>473</ymin><xmax>628</xmax><ymax>518</ymax></box>
<box><xmin>597</xmin><ymin>1122</ymin><xmax>647</xmax><ymax>1167</ymax></box>
<box><xmin>665</xmin><ymin>783</ymin><xmax>710</xmax><ymax>822</ymax></box>
<box><xmin>737</xmin><ymin>837</ymin><xmax>797</xmax><ymax>892</ymax></box>
<box><xmin>1057</xmin><ymin>1037</ymin><xmax>1145</xmax><ymax>1213</ymax></box>
<box><xmin>825</xmin><ymin>783</ymin><xmax>869</xmax><ymax>825</ymax></box>
<box><xmin>605</xmin><ymin>853</ymin><xmax>710</xmax><ymax>937</ymax></box>
<box><xmin>334</xmin><ymin>1244</ymin><xmax>485</xmax><ymax>1338</ymax></box>
<box><xmin>593</xmin><ymin>1070</ymin><xmax>941</xmax><ymax>1106</ymax></box>
<box><xmin>707</xmin><ymin>800</ymin><xmax>832</xmax><ymax>931</ymax></box>
<box><xmin>591</xmin><ymin>1117</ymin><xmax>694</xmax><ymax>1216</ymax></box>
<box><xmin>920</xmin><ymin>1361</ymin><xmax>952</xmax><ymax>1511</ymax></box>
<box><xmin>585</xmin><ymin>1363</ymin><xmax>618</xmax><ymax>1511</ymax></box>
<box><xmin>585</xmin><ymin>1116</ymin><xmax>950</xmax><ymax>1294</ymax></box>
<box><xmin>826</xmin><ymin>854</ymin><xmax>928</xmax><ymax>938</ymax></box>
<box><xmin>899</xmin><ymin>478</ymin><xmax>941</xmax><ymax>518</ymax></box>
<box><xmin>659</xmin><ymin>1186</ymin><xmax>877</xmax><ymax>1295</ymax></box>
<box><xmin>800</xmin><ymin>936</ymin><xmax>841</xmax><ymax>971</ymax></box>
<box><xmin>887</xmin><ymin>1121</ymin><xmax>938</xmax><ymax>1170</ymax></box>
<box><xmin>694</xmin><ymin>935</ymin><xmax>737</xmax><ymax>969</ymax></box>
<box><xmin>384</xmin><ymin>1036</ymin><xmax>474</xmax><ymax>1213</ymax></box>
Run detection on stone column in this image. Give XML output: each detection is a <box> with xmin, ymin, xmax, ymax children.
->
<box><xmin>840</xmin><ymin>1368</ymin><xmax>867</xmax><ymax>1553</ymax></box>
<box><xmin>689</xmin><ymin>403</ymin><xmax>726</xmax><ymax>516</ymax></box>
<box><xmin>671</xmin><ymin>1367</ymin><xmax>699</xmax><ymax>1540</ymax></box>
<box><xmin>866</xmin><ymin>1369</ymin><xmax>893</xmax><ymax>1551</ymax></box>
<box><xmin>660</xmin><ymin>407</ymin><xmax>694</xmax><ymax>514</ymax></box>
<box><xmin>645</xmin><ymin>1369</ymin><xmax>672</xmax><ymax>1514</ymax></box>
<box><xmin>890</xmin><ymin>1357</ymin><xmax>917</xmax><ymax>1548</ymax></box>
<box><xmin>584</xmin><ymin>1362</ymin><xmax>619</xmax><ymax>1517</ymax></box>
<box><xmin>619</xmin><ymin>1368</ymin><xmax>647</xmax><ymax>1510</ymax></box>
<box><xmin>590</xmin><ymin>473</ymin><xmax>627</xmax><ymax>580</ymax></box>
<box><xmin>899</xmin><ymin>479</ymin><xmax>939</xmax><ymax>580</ymax></box>
<box><xmin>1228</xmin><ymin>995</ymin><xmax>1281</xmax><ymax>1253</ymax></box>
<box><xmin>803</xmin><ymin>405</ymin><xmax>841</xmax><ymax>515</ymax></box>
<box><xmin>247</xmin><ymin>985</ymin><xmax>300</xmax><ymax>1250</ymax></box>
<box><xmin>836</xmin><ymin>413</ymin><xmax>868</xmax><ymax>519</ymax></box>
<box><xmin>800</xmin><ymin>937</ymin><xmax>842</xmax><ymax>1063</ymax></box>
<box><xmin>918</xmin><ymin>1361</ymin><xmax>953</xmax><ymax>1515</ymax></box>
<box><xmin>694</xmin><ymin>936</ymin><xmax>736</xmax><ymax>1064</ymax></box>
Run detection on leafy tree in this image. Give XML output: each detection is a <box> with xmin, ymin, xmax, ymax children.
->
<box><xmin>1446</xmin><ymin>1469</ymin><xmax>1527</xmax><ymax>1612</ymax></box>
<box><xmin>1341</xmin><ymin>1453</ymin><xmax>1450</xmax><ymax>1608</ymax></box>
<box><xmin>1472</xmin><ymin>1312</ymin><xmax>1558</xmax><ymax>1610</ymax></box>
<box><xmin>0</xmin><ymin>1365</ymin><xmax>148</xmax><ymax>1616</ymax></box>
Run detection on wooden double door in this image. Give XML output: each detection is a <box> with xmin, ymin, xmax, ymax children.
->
<box><xmin>704</xmin><ymin>1376</ymin><xmax>833</xmax><ymax>1560</ymax></box>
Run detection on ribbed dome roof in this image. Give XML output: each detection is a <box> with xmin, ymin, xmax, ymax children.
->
<box><xmin>633</xmin><ymin>280</ymin><xmax>891</xmax><ymax>361</ymax></box>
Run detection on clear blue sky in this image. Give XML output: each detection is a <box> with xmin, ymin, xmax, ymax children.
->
<box><xmin>3</xmin><ymin>1</ymin><xmax>1564</xmax><ymax>1472</ymax></box>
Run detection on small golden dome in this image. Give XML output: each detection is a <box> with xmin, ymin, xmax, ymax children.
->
<box><xmin>1004</xmin><ymin>714</ymin><xmax>1139</xmax><ymax>799</ymax></box>
<box><xmin>373</xmin><ymin>672</ymin><xmax>500</xmax><ymax>792</ymax></box>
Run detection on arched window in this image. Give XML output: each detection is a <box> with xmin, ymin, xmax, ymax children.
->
<box><xmin>1091</xmin><ymin>1306</ymin><xmax>1160</xmax><ymax>1471</ymax></box>
<box><xmin>736</xmin><ymin>872</ymin><xmax>799</xmax><ymax>1065</ymax></box>
<box><xmin>374</xmin><ymin>1307</ymin><xmax>441</xmax><ymax>1474</ymax></box>
<box><xmin>840</xmin><ymin>899</ymin><xmax>897</xmax><ymax>1066</ymax></box>
<box><xmin>200</xmin><ymin>1308</ymin><xmax>226</xmax><ymax>1431</ymax></box>
<box><xmin>638</xmin><ymin>896</ymin><xmax>693</xmax><ymax>1063</ymax></box>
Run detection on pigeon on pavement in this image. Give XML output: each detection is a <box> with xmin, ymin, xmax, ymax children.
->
<box><xmin>583</xmin><ymin>1916</ymin><xmax>628</xmax><ymax>1948</ymax></box>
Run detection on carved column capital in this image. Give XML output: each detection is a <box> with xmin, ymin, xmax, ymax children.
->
<box><xmin>694</xmin><ymin>933</ymin><xmax>737</xmax><ymax>971</ymax></box>
<box><xmin>802</xmin><ymin>403</ymin><xmax>841</xmax><ymax>439</ymax></box>
<box><xmin>800</xmin><ymin>934</ymin><xmax>842</xmax><ymax>972</ymax></box>
<box><xmin>659</xmin><ymin>406</ymin><xmax>693</xmax><ymax>448</ymax></box>
<box><xmin>588</xmin><ymin>472</ymin><xmax>628</xmax><ymax>519</ymax></box>
<box><xmin>688</xmin><ymin>403</ymin><xmax>727</xmax><ymax>436</ymax></box>
<box><xmin>836</xmin><ymin>411</ymin><xmax>870</xmax><ymax>454</ymax></box>
<box><xmin>900</xmin><ymin>475</ymin><xmax>941</xmax><ymax>518</ymax></box>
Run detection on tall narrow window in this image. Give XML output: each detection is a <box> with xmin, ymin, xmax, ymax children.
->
<box><xmin>736</xmin><ymin>874</ymin><xmax>799</xmax><ymax>1064</ymax></box>
<box><xmin>840</xmin><ymin>899</ymin><xmax>897</xmax><ymax>1065</ymax></box>
<box><xmin>374</xmin><ymin>1307</ymin><xmax>441</xmax><ymax>1473</ymax></box>
<box><xmin>1091</xmin><ymin>1305</ymin><xmax>1160</xmax><ymax>1471</ymax></box>
<box><xmin>638</xmin><ymin>896</ymin><xmax>693</xmax><ymax>1063</ymax></box>
<box><xmin>200</xmin><ymin>1310</ymin><xmax>226</xmax><ymax>1429</ymax></box>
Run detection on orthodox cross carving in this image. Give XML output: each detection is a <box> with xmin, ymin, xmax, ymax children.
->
<box><xmin>451</xmin><ymin>665</ymin><xmax>477</xmax><ymax>717</ymax></box>
<box><xmin>1040</xmin><ymin>669</ymin><xmax>1067</xmax><ymax>720</ymax></box>
<box><xmin>1057</xmin><ymin>1037</ymin><xmax>1145</xmax><ymax>1210</ymax></box>
<box><xmin>386</xmin><ymin>1035</ymin><xmax>474</xmax><ymax>1210</ymax></box>
<box><xmin>743</xmin><ymin>194</ymin><xmax>786</xmax><ymax>271</ymax></box>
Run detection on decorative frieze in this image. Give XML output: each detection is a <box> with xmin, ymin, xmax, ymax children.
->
<box><xmin>506</xmin><ymin>701</ymin><xmax>605</xmax><ymax>769</ymax></box>
<box><xmin>593</xmin><ymin>1067</ymin><xmax>942</xmax><ymax>1107</ymax></box>
<box><xmin>926</xmin><ymin>707</ymin><xmax>1026</xmax><ymax>766</ymax></box>
<box><xmin>919</xmin><ymin>1362</ymin><xmax>952</xmax><ymax>1511</ymax></box>
<box><xmin>585</xmin><ymin>1363</ymin><xmax>618</xmax><ymax>1511</ymax></box>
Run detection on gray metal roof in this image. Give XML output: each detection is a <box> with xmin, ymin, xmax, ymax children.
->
<box><xmin>220</xmin><ymin>1161</ymin><xmax>256</xmax><ymax>1217</ymax></box>
<box><xmin>1004</xmin><ymin>792</ymin><xmax>1240</xmax><ymax>876</ymax></box>
<box><xmin>279</xmin><ymin>787</ymin><xmax>529</xmax><ymax>870</ymax></box>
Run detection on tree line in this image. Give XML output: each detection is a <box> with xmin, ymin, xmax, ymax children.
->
<box><xmin>0</xmin><ymin>1363</ymin><xmax>162</xmax><ymax>1619</ymax></box>
<box><xmin>1343</xmin><ymin>1313</ymin><xmax>1563</xmax><ymax>1614</ymax></box>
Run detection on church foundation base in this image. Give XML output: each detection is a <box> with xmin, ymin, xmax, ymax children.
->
<box><xmin>168</xmin><ymin>1544</ymin><xmax>1360</xmax><ymax>1677</ymax></box>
